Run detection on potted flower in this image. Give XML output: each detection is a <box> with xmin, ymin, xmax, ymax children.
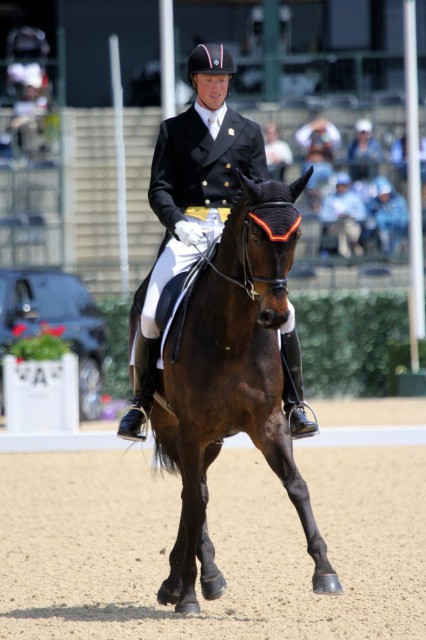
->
<box><xmin>9</xmin><ymin>322</ymin><xmax>71</xmax><ymax>361</ymax></box>
<box><xmin>3</xmin><ymin>322</ymin><xmax>79</xmax><ymax>434</ymax></box>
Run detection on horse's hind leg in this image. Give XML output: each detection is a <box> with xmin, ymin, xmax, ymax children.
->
<box><xmin>198</xmin><ymin>451</ymin><xmax>227</xmax><ymax>600</ymax></box>
<box><xmin>157</xmin><ymin>519</ymin><xmax>184</xmax><ymax>605</ymax></box>
<box><xmin>259</xmin><ymin>428</ymin><xmax>343</xmax><ymax>595</ymax></box>
<box><xmin>157</xmin><ymin>511</ymin><xmax>227</xmax><ymax>605</ymax></box>
<box><xmin>157</xmin><ymin>441</ymin><xmax>226</xmax><ymax>606</ymax></box>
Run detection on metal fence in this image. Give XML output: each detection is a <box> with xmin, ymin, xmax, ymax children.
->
<box><xmin>0</xmin><ymin>105</ymin><xmax>63</xmax><ymax>269</ymax></box>
<box><xmin>1</xmin><ymin>44</ymin><xmax>425</xmax><ymax>295</ymax></box>
<box><xmin>217</xmin><ymin>50</ymin><xmax>426</xmax><ymax>105</ymax></box>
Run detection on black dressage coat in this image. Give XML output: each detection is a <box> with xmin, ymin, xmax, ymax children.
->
<box><xmin>134</xmin><ymin>105</ymin><xmax>267</xmax><ymax>312</ymax></box>
<box><xmin>148</xmin><ymin>104</ymin><xmax>268</xmax><ymax>236</ymax></box>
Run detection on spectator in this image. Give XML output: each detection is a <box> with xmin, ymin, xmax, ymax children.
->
<box><xmin>367</xmin><ymin>176</ymin><xmax>409</xmax><ymax>257</ymax></box>
<box><xmin>263</xmin><ymin>122</ymin><xmax>293</xmax><ymax>181</ymax></box>
<box><xmin>422</xmin><ymin>183</ymin><xmax>426</xmax><ymax>234</ymax></box>
<box><xmin>347</xmin><ymin>118</ymin><xmax>385</xmax><ymax>182</ymax></box>
<box><xmin>8</xmin><ymin>63</ymin><xmax>49</xmax><ymax>159</ymax></box>
<box><xmin>295</xmin><ymin>117</ymin><xmax>341</xmax><ymax>212</ymax></box>
<box><xmin>295</xmin><ymin>117</ymin><xmax>341</xmax><ymax>157</ymax></box>
<box><xmin>390</xmin><ymin>132</ymin><xmax>426</xmax><ymax>183</ymax></box>
<box><xmin>319</xmin><ymin>171</ymin><xmax>367</xmax><ymax>258</ymax></box>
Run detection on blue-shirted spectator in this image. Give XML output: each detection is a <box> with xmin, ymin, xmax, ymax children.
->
<box><xmin>390</xmin><ymin>133</ymin><xmax>426</xmax><ymax>183</ymax></box>
<box><xmin>347</xmin><ymin>119</ymin><xmax>385</xmax><ymax>182</ymax></box>
<box><xmin>319</xmin><ymin>172</ymin><xmax>367</xmax><ymax>257</ymax></box>
<box><xmin>367</xmin><ymin>176</ymin><xmax>409</xmax><ymax>257</ymax></box>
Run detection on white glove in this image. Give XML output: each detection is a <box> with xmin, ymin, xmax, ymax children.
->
<box><xmin>174</xmin><ymin>220</ymin><xmax>204</xmax><ymax>247</ymax></box>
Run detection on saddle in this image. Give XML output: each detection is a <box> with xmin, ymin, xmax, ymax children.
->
<box><xmin>136</xmin><ymin>240</ymin><xmax>220</xmax><ymax>363</ymax></box>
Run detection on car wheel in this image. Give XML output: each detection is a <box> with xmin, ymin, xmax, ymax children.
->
<box><xmin>79</xmin><ymin>357</ymin><xmax>103</xmax><ymax>421</ymax></box>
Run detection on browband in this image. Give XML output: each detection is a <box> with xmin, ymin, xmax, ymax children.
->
<box><xmin>249</xmin><ymin>201</ymin><xmax>297</xmax><ymax>211</ymax></box>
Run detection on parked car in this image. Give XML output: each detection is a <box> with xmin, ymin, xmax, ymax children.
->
<box><xmin>0</xmin><ymin>268</ymin><xmax>109</xmax><ymax>421</ymax></box>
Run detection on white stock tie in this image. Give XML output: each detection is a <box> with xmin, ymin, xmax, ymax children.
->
<box><xmin>208</xmin><ymin>116</ymin><xmax>220</xmax><ymax>140</ymax></box>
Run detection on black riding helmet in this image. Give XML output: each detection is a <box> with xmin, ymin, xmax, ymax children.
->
<box><xmin>187</xmin><ymin>43</ymin><xmax>236</xmax><ymax>95</ymax></box>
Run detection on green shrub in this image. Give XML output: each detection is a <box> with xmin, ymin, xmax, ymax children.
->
<box><xmin>98</xmin><ymin>290</ymin><xmax>423</xmax><ymax>399</ymax></box>
<box><xmin>98</xmin><ymin>296</ymin><xmax>133</xmax><ymax>399</ymax></box>
<box><xmin>291</xmin><ymin>291</ymin><xmax>412</xmax><ymax>397</ymax></box>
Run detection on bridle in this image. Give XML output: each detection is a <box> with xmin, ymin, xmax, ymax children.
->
<box><xmin>243</xmin><ymin>200</ymin><xmax>299</xmax><ymax>301</ymax></box>
<box><xmin>194</xmin><ymin>200</ymin><xmax>299</xmax><ymax>301</ymax></box>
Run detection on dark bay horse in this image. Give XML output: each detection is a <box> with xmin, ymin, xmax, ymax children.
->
<box><xmin>130</xmin><ymin>168</ymin><xmax>343</xmax><ymax>614</ymax></box>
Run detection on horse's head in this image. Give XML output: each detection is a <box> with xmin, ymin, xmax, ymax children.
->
<box><xmin>235</xmin><ymin>167</ymin><xmax>313</xmax><ymax>329</ymax></box>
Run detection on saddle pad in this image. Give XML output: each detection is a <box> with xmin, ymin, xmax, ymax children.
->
<box><xmin>158</xmin><ymin>285</ymin><xmax>190</xmax><ymax>369</ymax></box>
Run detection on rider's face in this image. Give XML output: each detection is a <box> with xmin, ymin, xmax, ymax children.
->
<box><xmin>194</xmin><ymin>74</ymin><xmax>231</xmax><ymax>111</ymax></box>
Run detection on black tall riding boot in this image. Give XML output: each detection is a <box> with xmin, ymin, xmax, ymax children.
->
<box><xmin>117</xmin><ymin>334</ymin><xmax>161</xmax><ymax>442</ymax></box>
<box><xmin>280</xmin><ymin>328</ymin><xmax>319</xmax><ymax>439</ymax></box>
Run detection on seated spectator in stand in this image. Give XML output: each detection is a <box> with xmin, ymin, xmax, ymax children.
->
<box><xmin>0</xmin><ymin>117</ymin><xmax>12</xmax><ymax>159</ymax></box>
<box><xmin>8</xmin><ymin>62</ymin><xmax>49</xmax><ymax>158</ymax></box>
<box><xmin>367</xmin><ymin>176</ymin><xmax>409</xmax><ymax>257</ymax></box>
<box><xmin>319</xmin><ymin>172</ymin><xmax>367</xmax><ymax>258</ymax></box>
<box><xmin>263</xmin><ymin>122</ymin><xmax>293</xmax><ymax>181</ymax></box>
<box><xmin>390</xmin><ymin>132</ymin><xmax>426</xmax><ymax>183</ymax></box>
<box><xmin>347</xmin><ymin>118</ymin><xmax>385</xmax><ymax>182</ymax></box>
<box><xmin>422</xmin><ymin>183</ymin><xmax>426</xmax><ymax>234</ymax></box>
<box><xmin>295</xmin><ymin>117</ymin><xmax>341</xmax><ymax>212</ymax></box>
<box><xmin>295</xmin><ymin>117</ymin><xmax>341</xmax><ymax>155</ymax></box>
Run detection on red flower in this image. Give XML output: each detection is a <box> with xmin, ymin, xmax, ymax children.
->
<box><xmin>49</xmin><ymin>325</ymin><xmax>66</xmax><ymax>338</ymax></box>
<box><xmin>12</xmin><ymin>323</ymin><xmax>28</xmax><ymax>337</ymax></box>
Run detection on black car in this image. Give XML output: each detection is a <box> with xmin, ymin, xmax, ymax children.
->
<box><xmin>0</xmin><ymin>268</ymin><xmax>109</xmax><ymax>421</ymax></box>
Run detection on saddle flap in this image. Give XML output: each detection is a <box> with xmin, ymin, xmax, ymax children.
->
<box><xmin>155</xmin><ymin>271</ymin><xmax>189</xmax><ymax>333</ymax></box>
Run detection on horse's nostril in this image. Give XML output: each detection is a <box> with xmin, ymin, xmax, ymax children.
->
<box><xmin>258</xmin><ymin>308</ymin><xmax>289</xmax><ymax>328</ymax></box>
<box><xmin>260</xmin><ymin>310</ymin><xmax>274</xmax><ymax>324</ymax></box>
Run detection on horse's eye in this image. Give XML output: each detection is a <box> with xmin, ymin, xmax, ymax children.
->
<box><xmin>251</xmin><ymin>232</ymin><xmax>261</xmax><ymax>245</ymax></box>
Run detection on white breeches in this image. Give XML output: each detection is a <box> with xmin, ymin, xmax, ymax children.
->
<box><xmin>140</xmin><ymin>211</ymin><xmax>295</xmax><ymax>341</ymax></box>
<box><xmin>141</xmin><ymin>212</ymin><xmax>224</xmax><ymax>339</ymax></box>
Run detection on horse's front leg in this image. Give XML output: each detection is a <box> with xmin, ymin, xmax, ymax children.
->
<box><xmin>258</xmin><ymin>412</ymin><xmax>343</xmax><ymax>595</ymax></box>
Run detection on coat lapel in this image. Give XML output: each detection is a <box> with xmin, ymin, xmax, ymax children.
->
<box><xmin>179</xmin><ymin>106</ymin><xmax>213</xmax><ymax>152</ymax></box>
<box><xmin>203</xmin><ymin>108</ymin><xmax>246</xmax><ymax>167</ymax></box>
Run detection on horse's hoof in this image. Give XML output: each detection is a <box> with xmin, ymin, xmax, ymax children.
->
<box><xmin>157</xmin><ymin>583</ymin><xmax>180</xmax><ymax>605</ymax></box>
<box><xmin>200</xmin><ymin>573</ymin><xmax>227</xmax><ymax>600</ymax></box>
<box><xmin>313</xmin><ymin>573</ymin><xmax>344</xmax><ymax>594</ymax></box>
<box><xmin>175</xmin><ymin>599</ymin><xmax>201</xmax><ymax>615</ymax></box>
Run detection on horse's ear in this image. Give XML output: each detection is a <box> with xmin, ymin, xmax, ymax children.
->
<box><xmin>289</xmin><ymin>166</ymin><xmax>314</xmax><ymax>202</ymax></box>
<box><xmin>236</xmin><ymin>169</ymin><xmax>262</xmax><ymax>200</ymax></box>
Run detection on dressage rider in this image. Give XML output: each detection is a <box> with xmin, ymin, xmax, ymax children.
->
<box><xmin>117</xmin><ymin>43</ymin><xmax>318</xmax><ymax>442</ymax></box>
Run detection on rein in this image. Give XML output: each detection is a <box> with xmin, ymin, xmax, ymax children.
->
<box><xmin>194</xmin><ymin>200</ymin><xmax>297</xmax><ymax>301</ymax></box>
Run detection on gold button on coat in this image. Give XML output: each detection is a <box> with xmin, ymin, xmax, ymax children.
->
<box><xmin>224</xmin><ymin>181</ymin><xmax>230</xmax><ymax>187</ymax></box>
<box><xmin>202</xmin><ymin>180</ymin><xmax>208</xmax><ymax>186</ymax></box>
<box><xmin>205</xmin><ymin>199</ymin><xmax>210</xmax><ymax>205</ymax></box>
<box><xmin>222</xmin><ymin>200</ymin><xmax>227</xmax><ymax>205</ymax></box>
<box><xmin>226</xmin><ymin>163</ymin><xmax>231</xmax><ymax>169</ymax></box>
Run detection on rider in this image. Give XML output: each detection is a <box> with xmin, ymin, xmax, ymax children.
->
<box><xmin>117</xmin><ymin>43</ymin><xmax>318</xmax><ymax>442</ymax></box>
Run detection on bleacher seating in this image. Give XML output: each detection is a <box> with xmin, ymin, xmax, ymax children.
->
<box><xmin>1</xmin><ymin>99</ymin><xmax>422</xmax><ymax>296</ymax></box>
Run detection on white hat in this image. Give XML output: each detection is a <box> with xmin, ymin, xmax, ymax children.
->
<box><xmin>7</xmin><ymin>62</ymin><xmax>43</xmax><ymax>88</ymax></box>
<box><xmin>24</xmin><ymin>63</ymin><xmax>43</xmax><ymax>88</ymax></box>
<box><xmin>355</xmin><ymin>118</ymin><xmax>372</xmax><ymax>133</ymax></box>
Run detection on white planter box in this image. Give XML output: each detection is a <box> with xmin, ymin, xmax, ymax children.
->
<box><xmin>4</xmin><ymin>354</ymin><xmax>79</xmax><ymax>433</ymax></box>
